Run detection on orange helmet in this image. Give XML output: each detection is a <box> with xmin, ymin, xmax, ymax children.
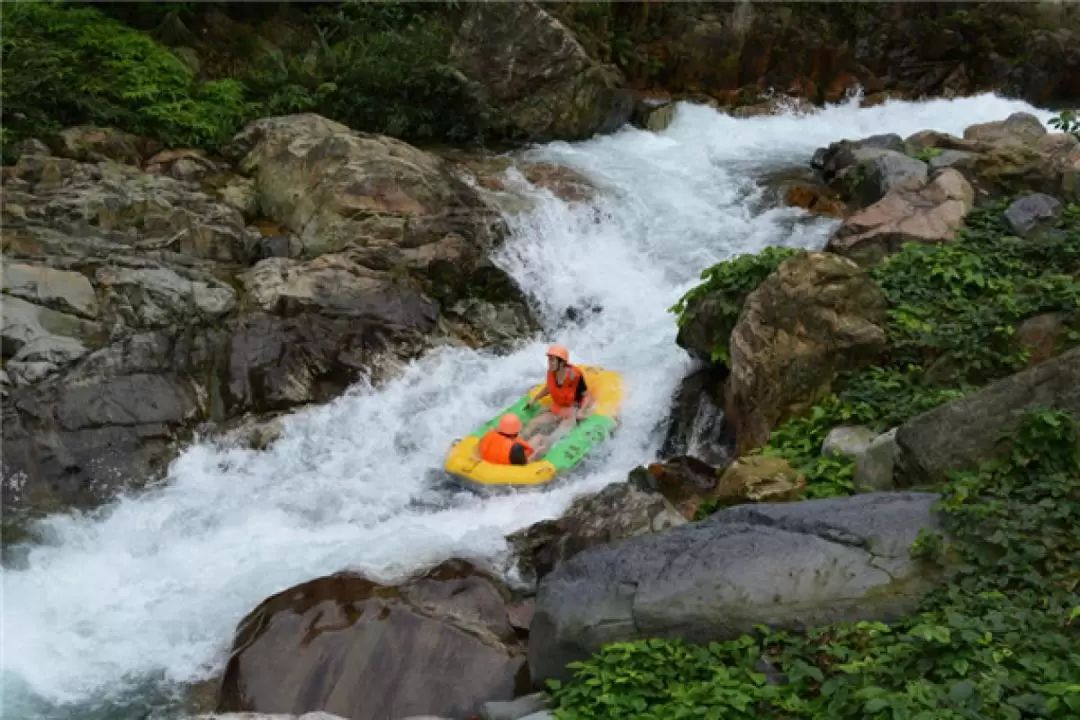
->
<box><xmin>546</xmin><ymin>344</ymin><xmax>569</xmax><ymax>363</ymax></box>
<box><xmin>497</xmin><ymin>413</ymin><xmax>522</xmax><ymax>435</ymax></box>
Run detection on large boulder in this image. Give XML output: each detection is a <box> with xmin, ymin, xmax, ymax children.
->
<box><xmin>230</xmin><ymin>114</ymin><xmax>513</xmax><ymax>303</ymax></box>
<box><xmin>962</xmin><ymin>112</ymin><xmax>1047</xmax><ymax>146</ymax></box>
<box><xmin>506</xmin><ymin>483</ymin><xmax>686</xmax><ymax>585</ymax></box>
<box><xmin>217</xmin><ymin>560</ymin><xmax>527</xmax><ymax>720</ymax></box>
<box><xmin>450</xmin><ymin>1</ymin><xmax>633</xmax><ymax>143</ymax></box>
<box><xmin>894</xmin><ymin>346</ymin><xmax>1080</xmax><ymax>487</ymax></box>
<box><xmin>825</xmin><ymin>168</ymin><xmax>975</xmax><ymax>266</ymax></box>
<box><xmin>725</xmin><ymin>253</ymin><xmax>888</xmax><ymax>455</ymax></box>
<box><xmin>528</xmin><ymin>492</ymin><xmax>946</xmax><ymax>684</ymax></box>
<box><xmin>972</xmin><ymin>132</ymin><xmax>1080</xmax><ymax>203</ymax></box>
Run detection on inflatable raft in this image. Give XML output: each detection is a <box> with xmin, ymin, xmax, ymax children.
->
<box><xmin>443</xmin><ymin>365</ymin><xmax>623</xmax><ymax>492</ymax></box>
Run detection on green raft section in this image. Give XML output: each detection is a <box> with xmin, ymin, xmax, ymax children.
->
<box><xmin>467</xmin><ymin>394</ymin><xmax>618</xmax><ymax>473</ymax></box>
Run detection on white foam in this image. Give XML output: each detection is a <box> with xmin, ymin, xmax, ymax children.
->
<box><xmin>0</xmin><ymin>92</ymin><xmax>1057</xmax><ymax>717</ymax></box>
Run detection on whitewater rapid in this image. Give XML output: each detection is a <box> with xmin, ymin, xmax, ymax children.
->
<box><xmin>1</xmin><ymin>93</ymin><xmax>1058</xmax><ymax>719</ymax></box>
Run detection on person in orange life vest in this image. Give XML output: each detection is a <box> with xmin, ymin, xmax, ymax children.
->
<box><xmin>479</xmin><ymin>414</ymin><xmax>537</xmax><ymax>465</ymax></box>
<box><xmin>523</xmin><ymin>344</ymin><xmax>591</xmax><ymax>439</ymax></box>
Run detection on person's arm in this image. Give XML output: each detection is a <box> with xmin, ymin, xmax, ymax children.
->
<box><xmin>526</xmin><ymin>386</ymin><xmax>550</xmax><ymax>409</ymax></box>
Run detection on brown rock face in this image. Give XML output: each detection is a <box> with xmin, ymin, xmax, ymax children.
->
<box><xmin>726</xmin><ymin>253</ymin><xmax>888</xmax><ymax>455</ymax></box>
<box><xmin>217</xmin><ymin>560</ymin><xmax>527</xmax><ymax>720</ymax></box>
<box><xmin>230</xmin><ymin>114</ymin><xmax>510</xmax><ymax>304</ymax></box>
<box><xmin>712</xmin><ymin>455</ymin><xmax>807</xmax><ymax>506</ymax></box>
<box><xmin>826</xmin><ymin>169</ymin><xmax>975</xmax><ymax>266</ymax></box>
<box><xmin>784</xmin><ymin>185</ymin><xmax>846</xmax><ymax>218</ymax></box>
<box><xmin>450</xmin><ymin>1</ymin><xmax>633</xmax><ymax>142</ymax></box>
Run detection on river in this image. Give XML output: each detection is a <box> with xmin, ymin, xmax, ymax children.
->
<box><xmin>0</xmin><ymin>92</ymin><xmax>1057</xmax><ymax>720</ymax></box>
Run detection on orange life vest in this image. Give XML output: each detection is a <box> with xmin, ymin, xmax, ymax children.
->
<box><xmin>479</xmin><ymin>431</ymin><xmax>533</xmax><ymax>465</ymax></box>
<box><xmin>547</xmin><ymin>364</ymin><xmax>583</xmax><ymax>409</ymax></box>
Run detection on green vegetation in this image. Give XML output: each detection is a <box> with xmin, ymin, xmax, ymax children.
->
<box><xmin>1</xmin><ymin>1</ymin><xmax>484</xmax><ymax>164</ymax></box>
<box><xmin>756</xmin><ymin>201</ymin><xmax>1080</xmax><ymax>498</ymax></box>
<box><xmin>670</xmin><ymin>247</ymin><xmax>801</xmax><ymax>366</ymax></box>
<box><xmin>550</xmin><ymin>407</ymin><xmax>1080</xmax><ymax>719</ymax></box>
<box><xmin>240</xmin><ymin>2</ymin><xmax>484</xmax><ymax>145</ymax></box>
<box><xmin>1048</xmin><ymin>109</ymin><xmax>1080</xmax><ymax>140</ymax></box>
<box><xmin>0</xmin><ymin>1</ymin><xmax>253</xmax><ymax>161</ymax></box>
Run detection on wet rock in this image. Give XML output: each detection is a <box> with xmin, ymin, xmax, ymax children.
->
<box><xmin>631</xmin><ymin>98</ymin><xmax>677</xmax><ymax>132</ymax></box>
<box><xmin>822</xmin><ymin>425</ymin><xmax>879</xmax><ymax>458</ymax></box>
<box><xmin>506</xmin><ymin>482</ymin><xmax>686</xmax><ymax>585</ymax></box>
<box><xmin>659</xmin><ymin>365</ymin><xmax>732</xmax><ymax>466</ymax></box>
<box><xmin>629</xmin><ymin>455</ymin><xmax>720</xmax><ymax>520</ymax></box>
<box><xmin>529</xmin><ymin>492</ymin><xmax>947</xmax><ymax>684</ymax></box>
<box><xmin>895</xmin><ymin>346</ymin><xmax>1080</xmax><ymax>487</ymax></box>
<box><xmin>784</xmin><ymin>185</ymin><xmax>845</xmax><ymax>218</ymax></box>
<box><xmin>224</xmin><ymin>311</ymin><xmax>403</xmax><ymax>414</ymax></box>
<box><xmin>1</xmin><ymin>329</ymin><xmax>216</xmax><ymax>519</ymax></box>
<box><xmin>217</xmin><ymin>560</ymin><xmax>527</xmax><ymax>720</ymax></box>
<box><xmin>1</xmin><ymin>262</ymin><xmax>98</xmax><ymax>318</ymax></box>
<box><xmin>826</xmin><ymin>168</ymin><xmax>975</xmax><ymax>266</ymax></box>
<box><xmin>963</xmin><ymin>112</ymin><xmax>1048</xmax><ymax>146</ymax></box>
<box><xmin>450</xmin><ymin>1</ymin><xmax>633</xmax><ymax>143</ymax></box>
<box><xmin>442</xmin><ymin>151</ymin><xmax>596</xmax><ymax>206</ymax></box>
<box><xmin>854</xmin><ymin>427</ymin><xmax>898</xmax><ymax>493</ymax></box>
<box><xmin>725</xmin><ymin>253</ymin><xmax>887</xmax><ymax>455</ymax></box>
<box><xmin>1003</xmin><ymin>192</ymin><xmax>1064</xmax><ymax>237</ymax></box>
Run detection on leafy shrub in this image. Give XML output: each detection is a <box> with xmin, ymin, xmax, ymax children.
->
<box><xmin>669</xmin><ymin>247</ymin><xmax>801</xmax><ymax>366</ymax></box>
<box><xmin>1048</xmin><ymin>109</ymin><xmax>1080</xmax><ymax>140</ymax></box>
<box><xmin>240</xmin><ymin>1</ymin><xmax>486</xmax><ymax>145</ymax></box>
<box><xmin>550</xmin><ymin>409</ymin><xmax>1080</xmax><ymax>719</ymax></box>
<box><xmin>752</xmin><ymin>201</ymin><xmax>1080</xmax><ymax>497</ymax></box>
<box><xmin>0</xmin><ymin>1</ymin><xmax>254</xmax><ymax>159</ymax></box>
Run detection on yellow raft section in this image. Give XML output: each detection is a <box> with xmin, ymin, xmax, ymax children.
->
<box><xmin>443</xmin><ymin>365</ymin><xmax>623</xmax><ymax>488</ymax></box>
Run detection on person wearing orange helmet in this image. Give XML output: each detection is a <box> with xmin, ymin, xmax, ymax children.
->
<box><xmin>479</xmin><ymin>413</ymin><xmax>538</xmax><ymax>465</ymax></box>
<box><xmin>523</xmin><ymin>344</ymin><xmax>592</xmax><ymax>439</ymax></box>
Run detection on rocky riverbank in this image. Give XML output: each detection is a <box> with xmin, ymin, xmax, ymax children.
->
<box><xmin>1</xmin><ymin>113</ymin><xmax>601</xmax><ymax>546</ymax></box>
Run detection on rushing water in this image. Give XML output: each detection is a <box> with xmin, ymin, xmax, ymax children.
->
<box><xmin>0</xmin><ymin>93</ymin><xmax>1058</xmax><ymax>719</ymax></box>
